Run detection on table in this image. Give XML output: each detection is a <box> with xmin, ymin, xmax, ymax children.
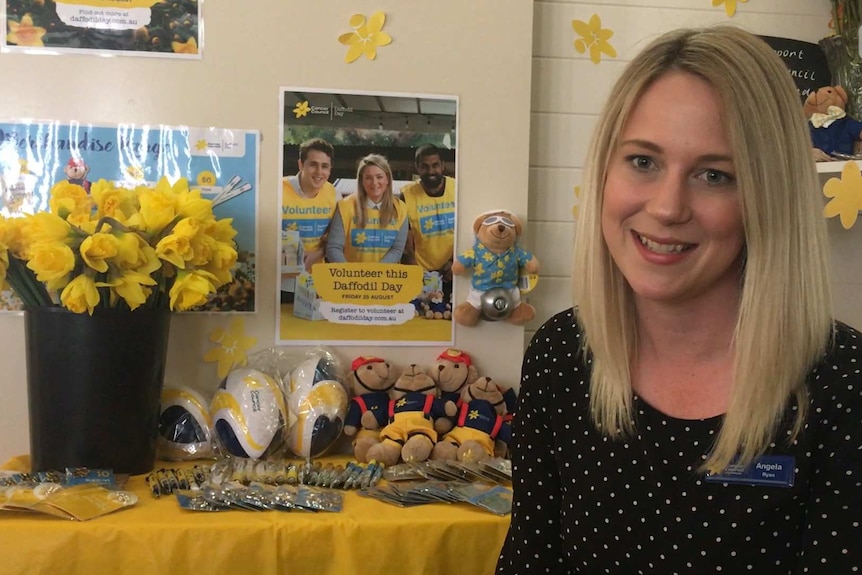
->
<box><xmin>0</xmin><ymin>456</ymin><xmax>510</xmax><ymax>575</ymax></box>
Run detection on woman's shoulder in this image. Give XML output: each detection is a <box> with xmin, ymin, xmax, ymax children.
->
<box><xmin>809</xmin><ymin>319</ymin><xmax>862</xmax><ymax>404</ymax></box>
<box><xmin>524</xmin><ymin>308</ymin><xmax>585</xmax><ymax>366</ymax></box>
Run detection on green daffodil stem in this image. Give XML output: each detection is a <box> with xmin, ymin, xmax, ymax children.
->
<box><xmin>6</xmin><ymin>256</ymin><xmax>51</xmax><ymax>308</ymax></box>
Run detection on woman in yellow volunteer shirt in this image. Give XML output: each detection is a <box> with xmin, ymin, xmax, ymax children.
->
<box><xmin>326</xmin><ymin>154</ymin><xmax>408</xmax><ymax>263</ymax></box>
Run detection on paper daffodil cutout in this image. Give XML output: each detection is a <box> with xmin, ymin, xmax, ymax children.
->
<box><xmin>7</xmin><ymin>13</ymin><xmax>46</xmax><ymax>47</ymax></box>
<box><xmin>712</xmin><ymin>0</ymin><xmax>747</xmax><ymax>17</ymax></box>
<box><xmin>338</xmin><ymin>11</ymin><xmax>392</xmax><ymax>63</ymax></box>
<box><xmin>823</xmin><ymin>161</ymin><xmax>862</xmax><ymax>229</ymax></box>
<box><xmin>572</xmin><ymin>14</ymin><xmax>617</xmax><ymax>64</ymax></box>
<box><xmin>204</xmin><ymin>317</ymin><xmax>258</xmax><ymax>378</ymax></box>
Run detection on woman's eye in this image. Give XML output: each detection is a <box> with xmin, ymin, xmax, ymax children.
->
<box><xmin>627</xmin><ymin>155</ymin><xmax>654</xmax><ymax>170</ymax></box>
<box><xmin>699</xmin><ymin>169</ymin><xmax>735</xmax><ymax>186</ymax></box>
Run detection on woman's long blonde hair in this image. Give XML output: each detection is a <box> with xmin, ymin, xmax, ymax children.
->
<box><xmin>573</xmin><ymin>25</ymin><xmax>833</xmax><ymax>473</ymax></box>
<box><xmin>355</xmin><ymin>154</ymin><xmax>398</xmax><ymax>229</ymax></box>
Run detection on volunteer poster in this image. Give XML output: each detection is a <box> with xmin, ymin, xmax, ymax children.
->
<box><xmin>3</xmin><ymin>0</ymin><xmax>201</xmax><ymax>58</ymax></box>
<box><xmin>0</xmin><ymin>120</ymin><xmax>258</xmax><ymax>312</ymax></box>
<box><xmin>277</xmin><ymin>87</ymin><xmax>458</xmax><ymax>346</ymax></box>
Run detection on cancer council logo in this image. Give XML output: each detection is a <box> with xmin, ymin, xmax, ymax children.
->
<box><xmin>293</xmin><ymin>101</ymin><xmax>310</xmax><ymax>118</ymax></box>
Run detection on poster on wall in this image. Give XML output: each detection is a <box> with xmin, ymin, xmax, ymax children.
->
<box><xmin>3</xmin><ymin>0</ymin><xmax>201</xmax><ymax>58</ymax></box>
<box><xmin>277</xmin><ymin>87</ymin><xmax>458</xmax><ymax>346</ymax></box>
<box><xmin>0</xmin><ymin>120</ymin><xmax>258</xmax><ymax>312</ymax></box>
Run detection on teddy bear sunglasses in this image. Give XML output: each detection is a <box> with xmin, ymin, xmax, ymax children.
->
<box><xmin>482</xmin><ymin>215</ymin><xmax>515</xmax><ymax>228</ymax></box>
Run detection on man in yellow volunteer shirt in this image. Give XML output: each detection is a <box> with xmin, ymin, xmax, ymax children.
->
<box><xmin>280</xmin><ymin>138</ymin><xmax>338</xmax><ymax>304</ymax></box>
<box><xmin>401</xmin><ymin>144</ymin><xmax>456</xmax><ymax>304</ymax></box>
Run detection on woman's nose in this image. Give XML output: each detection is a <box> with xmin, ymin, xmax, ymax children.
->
<box><xmin>645</xmin><ymin>174</ymin><xmax>691</xmax><ymax>224</ymax></box>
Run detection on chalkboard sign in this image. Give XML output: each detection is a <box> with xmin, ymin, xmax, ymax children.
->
<box><xmin>759</xmin><ymin>35</ymin><xmax>831</xmax><ymax>102</ymax></box>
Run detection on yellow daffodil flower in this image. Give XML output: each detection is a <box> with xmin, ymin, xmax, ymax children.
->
<box><xmin>138</xmin><ymin>186</ymin><xmax>178</xmax><ymax>234</ymax></box>
<box><xmin>712</xmin><ymin>0</ymin><xmax>747</xmax><ymax>17</ymax></box>
<box><xmin>155</xmin><ymin>233</ymin><xmax>193</xmax><ymax>269</ymax></box>
<box><xmin>338</xmin><ymin>11</ymin><xmax>393</xmax><ymax>63</ymax></box>
<box><xmin>80</xmin><ymin>232</ymin><xmax>119</xmax><ymax>273</ymax></box>
<box><xmin>572</xmin><ymin>14</ymin><xmax>617</xmax><ymax>64</ymax></box>
<box><xmin>7</xmin><ymin>14</ymin><xmax>47</xmax><ymax>47</ymax></box>
<box><xmin>97</xmin><ymin>270</ymin><xmax>157</xmax><ymax>310</ymax></box>
<box><xmin>203</xmin><ymin>241</ymin><xmax>238</xmax><ymax>286</ymax></box>
<box><xmin>20</xmin><ymin>212</ymin><xmax>72</xmax><ymax>248</ymax></box>
<box><xmin>823</xmin><ymin>161</ymin><xmax>862</xmax><ymax>229</ymax></box>
<box><xmin>176</xmin><ymin>188</ymin><xmax>213</xmax><ymax>223</ymax></box>
<box><xmin>169</xmin><ymin>269</ymin><xmax>218</xmax><ymax>311</ymax></box>
<box><xmin>49</xmin><ymin>182</ymin><xmax>93</xmax><ymax>219</ymax></box>
<box><xmin>60</xmin><ymin>274</ymin><xmax>100</xmax><ymax>315</ymax></box>
<box><xmin>26</xmin><ymin>242</ymin><xmax>75</xmax><ymax>288</ymax></box>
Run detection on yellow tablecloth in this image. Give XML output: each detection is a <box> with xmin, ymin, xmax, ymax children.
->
<box><xmin>1</xmin><ymin>456</ymin><xmax>510</xmax><ymax>575</ymax></box>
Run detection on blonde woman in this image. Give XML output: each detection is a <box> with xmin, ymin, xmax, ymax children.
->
<box><xmin>498</xmin><ymin>26</ymin><xmax>861</xmax><ymax>574</ymax></box>
<box><xmin>326</xmin><ymin>154</ymin><xmax>408</xmax><ymax>263</ymax></box>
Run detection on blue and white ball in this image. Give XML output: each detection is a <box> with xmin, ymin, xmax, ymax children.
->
<box><xmin>210</xmin><ymin>368</ymin><xmax>288</xmax><ymax>460</ymax></box>
<box><xmin>158</xmin><ymin>386</ymin><xmax>215</xmax><ymax>460</ymax></box>
<box><xmin>286</xmin><ymin>357</ymin><xmax>348</xmax><ymax>458</ymax></box>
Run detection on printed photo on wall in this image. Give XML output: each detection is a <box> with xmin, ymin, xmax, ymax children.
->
<box><xmin>3</xmin><ymin>0</ymin><xmax>201</xmax><ymax>58</ymax></box>
<box><xmin>277</xmin><ymin>87</ymin><xmax>458</xmax><ymax>346</ymax></box>
<box><xmin>0</xmin><ymin>120</ymin><xmax>258</xmax><ymax>312</ymax></box>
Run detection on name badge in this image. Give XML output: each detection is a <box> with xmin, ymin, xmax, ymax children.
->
<box><xmin>705</xmin><ymin>455</ymin><xmax>795</xmax><ymax>488</ymax></box>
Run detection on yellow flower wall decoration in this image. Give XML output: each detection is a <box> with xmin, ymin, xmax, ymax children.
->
<box><xmin>338</xmin><ymin>11</ymin><xmax>392</xmax><ymax>63</ymax></box>
<box><xmin>572</xmin><ymin>14</ymin><xmax>617</xmax><ymax>64</ymax></box>
<box><xmin>823</xmin><ymin>161</ymin><xmax>862</xmax><ymax>229</ymax></box>
<box><xmin>712</xmin><ymin>0</ymin><xmax>748</xmax><ymax>17</ymax></box>
<box><xmin>204</xmin><ymin>317</ymin><xmax>258</xmax><ymax>379</ymax></box>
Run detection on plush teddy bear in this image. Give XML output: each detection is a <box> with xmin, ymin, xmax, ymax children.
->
<box><xmin>365</xmin><ymin>364</ymin><xmax>457</xmax><ymax>466</ymax></box>
<box><xmin>423</xmin><ymin>289</ymin><xmax>451</xmax><ymax>320</ymax></box>
<box><xmin>803</xmin><ymin>85</ymin><xmax>862</xmax><ymax>161</ymax></box>
<box><xmin>431</xmin><ymin>376</ymin><xmax>515</xmax><ymax>463</ymax></box>
<box><xmin>342</xmin><ymin>356</ymin><xmax>399</xmax><ymax>463</ymax></box>
<box><xmin>430</xmin><ymin>348</ymin><xmax>480</xmax><ymax>435</ymax></box>
<box><xmin>452</xmin><ymin>209</ymin><xmax>539</xmax><ymax>327</ymax></box>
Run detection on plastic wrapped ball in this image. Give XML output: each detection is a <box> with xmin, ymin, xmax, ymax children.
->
<box><xmin>158</xmin><ymin>386</ymin><xmax>215</xmax><ymax>461</ymax></box>
<box><xmin>480</xmin><ymin>287</ymin><xmax>513</xmax><ymax>321</ymax></box>
<box><xmin>287</xmin><ymin>357</ymin><xmax>348</xmax><ymax>458</ymax></box>
<box><xmin>210</xmin><ymin>368</ymin><xmax>288</xmax><ymax>460</ymax></box>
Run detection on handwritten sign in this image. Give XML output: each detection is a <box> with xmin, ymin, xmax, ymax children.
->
<box><xmin>759</xmin><ymin>35</ymin><xmax>831</xmax><ymax>101</ymax></box>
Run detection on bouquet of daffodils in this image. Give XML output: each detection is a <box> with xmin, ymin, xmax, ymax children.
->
<box><xmin>0</xmin><ymin>177</ymin><xmax>238</xmax><ymax>314</ymax></box>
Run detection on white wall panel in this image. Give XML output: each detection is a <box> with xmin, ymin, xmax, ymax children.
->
<box><xmin>530</xmin><ymin>112</ymin><xmax>597</xmax><ymax>169</ymax></box>
<box><xmin>529</xmin><ymin>166</ymin><xmax>582</xmax><ymax>221</ymax></box>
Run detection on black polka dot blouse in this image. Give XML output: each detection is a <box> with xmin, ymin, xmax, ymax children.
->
<box><xmin>497</xmin><ymin>309</ymin><xmax>862</xmax><ymax>574</ymax></box>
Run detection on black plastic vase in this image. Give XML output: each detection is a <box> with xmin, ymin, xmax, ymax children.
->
<box><xmin>25</xmin><ymin>306</ymin><xmax>171</xmax><ymax>475</ymax></box>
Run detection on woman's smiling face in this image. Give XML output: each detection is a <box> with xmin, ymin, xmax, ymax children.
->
<box><xmin>601</xmin><ymin>71</ymin><xmax>745</xmax><ymax>306</ymax></box>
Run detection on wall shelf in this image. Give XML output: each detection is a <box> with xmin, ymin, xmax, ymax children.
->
<box><xmin>816</xmin><ymin>160</ymin><xmax>862</xmax><ymax>175</ymax></box>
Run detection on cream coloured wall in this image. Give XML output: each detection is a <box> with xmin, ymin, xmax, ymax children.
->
<box><xmin>0</xmin><ymin>1</ymin><xmax>534</xmax><ymax>464</ymax></box>
<box><xmin>525</xmin><ymin>0</ymin><xmax>862</xmax><ymax>345</ymax></box>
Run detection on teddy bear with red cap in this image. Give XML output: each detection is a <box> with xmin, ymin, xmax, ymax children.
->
<box><xmin>342</xmin><ymin>356</ymin><xmax>398</xmax><ymax>463</ymax></box>
<box><xmin>430</xmin><ymin>348</ymin><xmax>480</xmax><ymax>434</ymax></box>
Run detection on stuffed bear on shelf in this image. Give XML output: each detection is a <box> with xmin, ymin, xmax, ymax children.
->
<box><xmin>804</xmin><ymin>85</ymin><xmax>862</xmax><ymax>161</ymax></box>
